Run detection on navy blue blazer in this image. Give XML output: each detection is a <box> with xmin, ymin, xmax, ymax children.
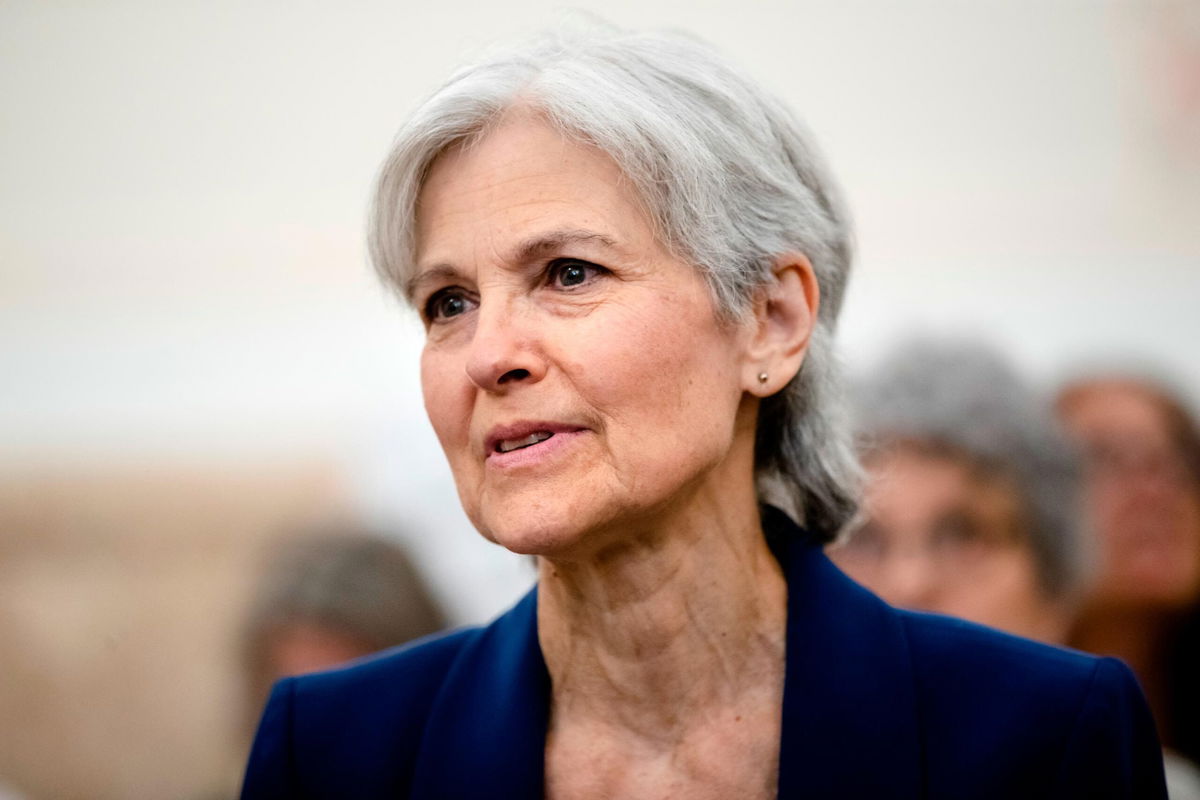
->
<box><xmin>242</xmin><ymin>508</ymin><xmax>1167</xmax><ymax>798</ymax></box>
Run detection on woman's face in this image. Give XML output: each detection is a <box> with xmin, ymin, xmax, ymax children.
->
<box><xmin>830</xmin><ymin>446</ymin><xmax>1064</xmax><ymax>643</ymax></box>
<box><xmin>1059</xmin><ymin>384</ymin><xmax>1200</xmax><ymax>609</ymax></box>
<box><xmin>411</xmin><ymin>115</ymin><xmax>759</xmax><ymax>559</ymax></box>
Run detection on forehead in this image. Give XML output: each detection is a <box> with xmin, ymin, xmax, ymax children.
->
<box><xmin>1062</xmin><ymin>384</ymin><xmax>1173</xmax><ymax>447</ymax></box>
<box><xmin>865</xmin><ymin>445</ymin><xmax>1021</xmax><ymax>522</ymax></box>
<box><xmin>866</xmin><ymin>447</ymin><xmax>976</xmax><ymax>502</ymax></box>
<box><xmin>413</xmin><ymin>115</ymin><xmax>657</xmax><ymax>272</ymax></box>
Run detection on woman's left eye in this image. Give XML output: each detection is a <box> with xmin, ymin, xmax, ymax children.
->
<box><xmin>547</xmin><ymin>259</ymin><xmax>603</xmax><ymax>289</ymax></box>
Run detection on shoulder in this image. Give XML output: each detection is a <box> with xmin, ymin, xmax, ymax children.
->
<box><xmin>240</xmin><ymin>623</ymin><xmax>486</xmax><ymax>799</ymax></box>
<box><xmin>899</xmin><ymin>607</ymin><xmax>1103</xmax><ymax>700</ymax></box>
<box><xmin>241</xmin><ymin>587</ymin><xmax>548</xmax><ymax>799</ymax></box>
<box><xmin>294</xmin><ymin>623</ymin><xmax>478</xmax><ymax>714</ymax></box>
<box><xmin>776</xmin><ymin>534</ymin><xmax>1165</xmax><ymax>797</ymax></box>
<box><xmin>897</xmin><ymin>609</ymin><xmax>1167</xmax><ymax>798</ymax></box>
<box><xmin>296</xmin><ymin>623</ymin><xmax>478</xmax><ymax>730</ymax></box>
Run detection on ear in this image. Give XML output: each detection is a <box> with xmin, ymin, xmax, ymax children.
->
<box><xmin>742</xmin><ymin>252</ymin><xmax>820</xmax><ymax>396</ymax></box>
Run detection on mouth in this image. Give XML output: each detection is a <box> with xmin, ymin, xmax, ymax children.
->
<box><xmin>496</xmin><ymin>431</ymin><xmax>555</xmax><ymax>453</ymax></box>
<box><xmin>484</xmin><ymin>422</ymin><xmax>587</xmax><ymax>462</ymax></box>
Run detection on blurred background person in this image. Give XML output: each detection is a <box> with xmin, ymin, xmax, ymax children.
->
<box><xmin>829</xmin><ymin>339</ymin><xmax>1085</xmax><ymax>645</ymax></box>
<box><xmin>240</xmin><ymin>525</ymin><xmax>447</xmax><ymax>740</ymax></box>
<box><xmin>1057</xmin><ymin>374</ymin><xmax>1200</xmax><ymax>794</ymax></box>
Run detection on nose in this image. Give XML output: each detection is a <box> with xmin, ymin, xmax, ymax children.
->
<box><xmin>464</xmin><ymin>299</ymin><xmax>547</xmax><ymax>392</ymax></box>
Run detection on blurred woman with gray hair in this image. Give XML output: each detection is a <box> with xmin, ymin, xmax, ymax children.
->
<box><xmin>243</xmin><ymin>22</ymin><xmax>1164</xmax><ymax>798</ymax></box>
<box><xmin>829</xmin><ymin>339</ymin><xmax>1085</xmax><ymax>644</ymax></box>
<box><xmin>240</xmin><ymin>525</ymin><xmax>446</xmax><ymax>731</ymax></box>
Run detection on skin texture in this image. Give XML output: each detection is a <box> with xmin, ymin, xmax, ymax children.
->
<box><xmin>413</xmin><ymin>112</ymin><xmax>818</xmax><ymax>799</ymax></box>
<box><xmin>830</xmin><ymin>446</ymin><xmax>1067</xmax><ymax>643</ymax></box>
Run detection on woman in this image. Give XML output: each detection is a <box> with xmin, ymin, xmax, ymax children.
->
<box><xmin>830</xmin><ymin>339</ymin><xmax>1084</xmax><ymax>644</ymax></box>
<box><xmin>1057</xmin><ymin>375</ymin><xmax>1200</xmax><ymax>796</ymax></box>
<box><xmin>242</xmin><ymin>24</ymin><xmax>1165</xmax><ymax>798</ymax></box>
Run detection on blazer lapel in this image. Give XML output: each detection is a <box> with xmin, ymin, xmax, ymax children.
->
<box><xmin>768</xmin><ymin>508</ymin><xmax>924</xmax><ymax>798</ymax></box>
<box><xmin>409</xmin><ymin>589</ymin><xmax>549</xmax><ymax>799</ymax></box>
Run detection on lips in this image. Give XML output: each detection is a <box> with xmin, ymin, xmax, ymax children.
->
<box><xmin>484</xmin><ymin>422</ymin><xmax>587</xmax><ymax>458</ymax></box>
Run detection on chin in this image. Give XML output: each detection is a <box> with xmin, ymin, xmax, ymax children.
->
<box><xmin>479</xmin><ymin>515</ymin><xmax>590</xmax><ymax>558</ymax></box>
<box><xmin>468</xmin><ymin>492</ymin><xmax>627</xmax><ymax>561</ymax></box>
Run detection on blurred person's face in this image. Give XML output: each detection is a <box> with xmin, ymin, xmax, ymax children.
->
<box><xmin>830</xmin><ymin>446</ymin><xmax>1065</xmax><ymax>642</ymax></box>
<box><xmin>1059</xmin><ymin>383</ymin><xmax>1200</xmax><ymax>609</ymax></box>
<box><xmin>412</xmin><ymin>115</ymin><xmax>769</xmax><ymax>560</ymax></box>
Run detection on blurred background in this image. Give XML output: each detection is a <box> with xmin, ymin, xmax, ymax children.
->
<box><xmin>2</xmin><ymin>0</ymin><xmax>1198</xmax><ymax>796</ymax></box>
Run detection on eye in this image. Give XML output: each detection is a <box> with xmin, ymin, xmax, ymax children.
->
<box><xmin>547</xmin><ymin>258</ymin><xmax>604</xmax><ymax>289</ymax></box>
<box><xmin>931</xmin><ymin>514</ymin><xmax>982</xmax><ymax>549</ymax></box>
<box><xmin>424</xmin><ymin>288</ymin><xmax>475</xmax><ymax>322</ymax></box>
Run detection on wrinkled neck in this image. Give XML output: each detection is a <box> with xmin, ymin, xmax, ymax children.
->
<box><xmin>537</xmin><ymin>497</ymin><xmax>787</xmax><ymax>743</ymax></box>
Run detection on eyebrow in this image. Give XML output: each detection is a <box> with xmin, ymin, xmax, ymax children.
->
<box><xmin>405</xmin><ymin>265</ymin><xmax>462</xmax><ymax>300</ymax></box>
<box><xmin>510</xmin><ymin>228</ymin><xmax>620</xmax><ymax>264</ymax></box>
<box><xmin>406</xmin><ymin>228</ymin><xmax>622</xmax><ymax>299</ymax></box>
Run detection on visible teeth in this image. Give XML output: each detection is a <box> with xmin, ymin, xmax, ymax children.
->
<box><xmin>497</xmin><ymin>432</ymin><xmax>553</xmax><ymax>453</ymax></box>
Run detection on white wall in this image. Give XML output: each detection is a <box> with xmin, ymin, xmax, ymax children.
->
<box><xmin>3</xmin><ymin>0</ymin><xmax>1198</xmax><ymax>623</ymax></box>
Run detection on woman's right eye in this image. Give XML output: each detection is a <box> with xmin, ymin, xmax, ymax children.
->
<box><xmin>424</xmin><ymin>290</ymin><xmax>475</xmax><ymax>322</ymax></box>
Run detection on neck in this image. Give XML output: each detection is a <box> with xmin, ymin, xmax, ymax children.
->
<box><xmin>537</xmin><ymin>487</ymin><xmax>787</xmax><ymax>747</ymax></box>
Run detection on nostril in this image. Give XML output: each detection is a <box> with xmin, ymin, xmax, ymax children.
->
<box><xmin>497</xmin><ymin>368</ymin><xmax>530</xmax><ymax>384</ymax></box>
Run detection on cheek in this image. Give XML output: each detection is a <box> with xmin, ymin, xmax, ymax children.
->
<box><xmin>955</xmin><ymin>551</ymin><xmax>1043</xmax><ymax>616</ymax></box>
<box><xmin>571</xmin><ymin>306</ymin><xmax>743</xmax><ymax>451</ymax></box>
<box><xmin>1185</xmin><ymin>497</ymin><xmax>1200</xmax><ymax>560</ymax></box>
<box><xmin>420</xmin><ymin>348</ymin><xmax>470</xmax><ymax>453</ymax></box>
<box><xmin>421</xmin><ymin>348</ymin><xmax>489</xmax><ymax>529</ymax></box>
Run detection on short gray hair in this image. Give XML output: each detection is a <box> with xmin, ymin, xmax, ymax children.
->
<box><xmin>850</xmin><ymin>338</ymin><xmax>1086</xmax><ymax>599</ymax></box>
<box><xmin>369</xmin><ymin>21</ymin><xmax>859</xmax><ymax>540</ymax></box>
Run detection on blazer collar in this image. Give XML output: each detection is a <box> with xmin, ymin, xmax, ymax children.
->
<box><xmin>412</xmin><ymin>507</ymin><xmax>922</xmax><ymax>798</ymax></box>
<box><xmin>766</xmin><ymin>506</ymin><xmax>923</xmax><ymax>797</ymax></box>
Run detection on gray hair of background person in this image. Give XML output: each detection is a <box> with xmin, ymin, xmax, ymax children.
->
<box><xmin>850</xmin><ymin>339</ymin><xmax>1086</xmax><ymax>600</ymax></box>
<box><xmin>242</xmin><ymin>526</ymin><xmax>446</xmax><ymax>681</ymax></box>
<box><xmin>368</xmin><ymin>21</ymin><xmax>859</xmax><ymax>540</ymax></box>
